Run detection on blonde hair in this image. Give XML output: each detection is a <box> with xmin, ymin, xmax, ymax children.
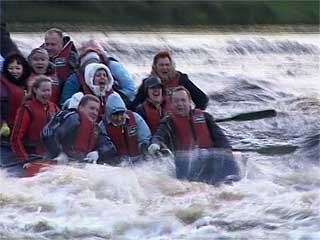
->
<box><xmin>25</xmin><ymin>75</ymin><xmax>52</xmax><ymax>101</ymax></box>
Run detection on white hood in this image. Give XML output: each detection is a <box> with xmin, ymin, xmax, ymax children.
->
<box><xmin>84</xmin><ymin>63</ymin><xmax>114</xmax><ymax>96</ymax></box>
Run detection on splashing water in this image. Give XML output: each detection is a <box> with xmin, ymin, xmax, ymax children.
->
<box><xmin>0</xmin><ymin>31</ymin><xmax>319</xmax><ymax>239</ymax></box>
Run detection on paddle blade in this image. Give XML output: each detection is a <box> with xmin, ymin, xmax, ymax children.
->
<box><xmin>216</xmin><ymin>109</ymin><xmax>276</xmax><ymax>122</ymax></box>
<box><xmin>233</xmin><ymin>144</ymin><xmax>298</xmax><ymax>156</ymax></box>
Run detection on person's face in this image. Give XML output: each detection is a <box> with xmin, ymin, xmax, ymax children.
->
<box><xmin>79</xmin><ymin>100</ymin><xmax>100</xmax><ymax>123</ymax></box>
<box><xmin>30</xmin><ymin>53</ymin><xmax>49</xmax><ymax>74</ymax></box>
<box><xmin>155</xmin><ymin>57</ymin><xmax>172</xmax><ymax>79</ymax></box>
<box><xmin>7</xmin><ymin>60</ymin><xmax>23</xmax><ymax>79</ymax></box>
<box><xmin>44</xmin><ymin>33</ymin><xmax>63</xmax><ymax>57</ymax></box>
<box><xmin>111</xmin><ymin>111</ymin><xmax>126</xmax><ymax>126</ymax></box>
<box><xmin>34</xmin><ymin>81</ymin><xmax>52</xmax><ymax>104</ymax></box>
<box><xmin>171</xmin><ymin>90</ymin><xmax>191</xmax><ymax>117</ymax></box>
<box><xmin>147</xmin><ymin>85</ymin><xmax>163</xmax><ymax>104</ymax></box>
<box><xmin>93</xmin><ymin>69</ymin><xmax>108</xmax><ymax>90</ymax></box>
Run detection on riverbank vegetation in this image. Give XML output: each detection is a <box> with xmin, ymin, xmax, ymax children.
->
<box><xmin>2</xmin><ymin>1</ymin><xmax>319</xmax><ymax>32</ymax></box>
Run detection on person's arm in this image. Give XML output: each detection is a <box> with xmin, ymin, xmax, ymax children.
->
<box><xmin>134</xmin><ymin>104</ymin><xmax>146</xmax><ymax>121</ymax></box>
<box><xmin>0</xmin><ymin>22</ymin><xmax>20</xmax><ymax>57</ymax></box>
<box><xmin>10</xmin><ymin>106</ymin><xmax>31</xmax><ymax>160</ymax></box>
<box><xmin>180</xmin><ymin>72</ymin><xmax>209</xmax><ymax>110</ymax></box>
<box><xmin>133</xmin><ymin>112</ymin><xmax>151</xmax><ymax>152</ymax></box>
<box><xmin>43</xmin><ymin>112</ymin><xmax>79</xmax><ymax>158</ymax></box>
<box><xmin>0</xmin><ymin>84</ymin><xmax>9</xmax><ymax>123</ymax></box>
<box><xmin>151</xmin><ymin>116</ymin><xmax>175</xmax><ymax>151</ymax></box>
<box><xmin>60</xmin><ymin>73</ymin><xmax>82</xmax><ymax>105</ymax></box>
<box><xmin>204</xmin><ymin>112</ymin><xmax>231</xmax><ymax>149</ymax></box>
<box><xmin>108</xmin><ymin>61</ymin><xmax>135</xmax><ymax>101</ymax></box>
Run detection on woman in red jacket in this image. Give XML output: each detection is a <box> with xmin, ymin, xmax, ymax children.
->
<box><xmin>10</xmin><ymin>75</ymin><xmax>59</xmax><ymax>161</ymax></box>
<box><xmin>0</xmin><ymin>52</ymin><xmax>31</xmax><ymax>136</ymax></box>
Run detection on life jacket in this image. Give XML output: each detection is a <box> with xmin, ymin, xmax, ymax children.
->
<box><xmin>142</xmin><ymin>97</ymin><xmax>171</xmax><ymax>134</ymax></box>
<box><xmin>162</xmin><ymin>72</ymin><xmax>180</xmax><ymax>96</ymax></box>
<box><xmin>171</xmin><ymin>109</ymin><xmax>213</xmax><ymax>150</ymax></box>
<box><xmin>0</xmin><ymin>75</ymin><xmax>26</xmax><ymax>129</ymax></box>
<box><xmin>27</xmin><ymin>72</ymin><xmax>61</xmax><ymax>105</ymax></box>
<box><xmin>54</xmin><ymin>40</ymin><xmax>76</xmax><ymax>82</ymax></box>
<box><xmin>73</xmin><ymin>111</ymin><xmax>97</xmax><ymax>154</ymax></box>
<box><xmin>21</xmin><ymin>99</ymin><xmax>58</xmax><ymax>154</ymax></box>
<box><xmin>106</xmin><ymin>110</ymin><xmax>139</xmax><ymax>157</ymax></box>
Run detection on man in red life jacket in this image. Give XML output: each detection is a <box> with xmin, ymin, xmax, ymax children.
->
<box><xmin>148</xmin><ymin>86</ymin><xmax>239</xmax><ymax>184</ymax></box>
<box><xmin>135</xmin><ymin>76</ymin><xmax>171</xmax><ymax>135</ymax></box>
<box><xmin>132</xmin><ymin>51</ymin><xmax>209</xmax><ymax>110</ymax></box>
<box><xmin>44</xmin><ymin>28</ymin><xmax>78</xmax><ymax>83</ymax></box>
<box><xmin>42</xmin><ymin>94</ymin><xmax>101</xmax><ymax>163</ymax></box>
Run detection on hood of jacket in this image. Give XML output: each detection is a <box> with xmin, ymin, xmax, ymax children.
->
<box><xmin>106</xmin><ymin>93</ymin><xmax>127</xmax><ymax>122</ymax></box>
<box><xmin>84</xmin><ymin>62</ymin><xmax>114</xmax><ymax>96</ymax></box>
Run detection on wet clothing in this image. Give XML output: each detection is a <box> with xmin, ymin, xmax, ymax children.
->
<box><xmin>42</xmin><ymin>110</ymin><xmax>98</xmax><ymax>159</ymax></box>
<box><xmin>52</xmin><ymin>38</ymin><xmax>78</xmax><ymax>83</ymax></box>
<box><xmin>152</xmin><ymin>109</ymin><xmax>231</xmax><ymax>152</ymax></box>
<box><xmin>60</xmin><ymin>58</ymin><xmax>135</xmax><ymax>106</ymax></box>
<box><xmin>0</xmin><ymin>75</ymin><xmax>26</xmax><ymax>129</ymax></box>
<box><xmin>135</xmin><ymin>98</ymin><xmax>172</xmax><ymax>135</ymax></box>
<box><xmin>152</xmin><ymin>109</ymin><xmax>239</xmax><ymax>185</ymax></box>
<box><xmin>132</xmin><ymin>71</ymin><xmax>209</xmax><ymax>110</ymax></box>
<box><xmin>98</xmin><ymin>93</ymin><xmax>151</xmax><ymax>165</ymax></box>
<box><xmin>104</xmin><ymin>111</ymin><xmax>139</xmax><ymax>157</ymax></box>
<box><xmin>10</xmin><ymin>98</ymin><xmax>59</xmax><ymax>160</ymax></box>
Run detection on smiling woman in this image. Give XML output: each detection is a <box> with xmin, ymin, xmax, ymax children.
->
<box><xmin>10</xmin><ymin>76</ymin><xmax>59</xmax><ymax>161</ymax></box>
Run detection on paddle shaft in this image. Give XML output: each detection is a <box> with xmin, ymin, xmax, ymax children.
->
<box><xmin>1</xmin><ymin>155</ymin><xmax>46</xmax><ymax>168</ymax></box>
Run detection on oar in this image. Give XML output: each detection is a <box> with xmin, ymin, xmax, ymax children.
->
<box><xmin>215</xmin><ymin>109</ymin><xmax>276</xmax><ymax>122</ymax></box>
<box><xmin>156</xmin><ymin>145</ymin><xmax>298</xmax><ymax>157</ymax></box>
<box><xmin>232</xmin><ymin>145</ymin><xmax>298</xmax><ymax>155</ymax></box>
<box><xmin>1</xmin><ymin>155</ymin><xmax>47</xmax><ymax>168</ymax></box>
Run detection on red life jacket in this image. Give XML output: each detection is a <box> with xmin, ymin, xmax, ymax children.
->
<box><xmin>171</xmin><ymin>109</ymin><xmax>213</xmax><ymax>150</ymax></box>
<box><xmin>73</xmin><ymin>111</ymin><xmax>97</xmax><ymax>154</ymax></box>
<box><xmin>106</xmin><ymin>110</ymin><xmax>139</xmax><ymax>157</ymax></box>
<box><xmin>54</xmin><ymin>41</ymin><xmax>76</xmax><ymax>82</ymax></box>
<box><xmin>22</xmin><ymin>99</ymin><xmax>58</xmax><ymax>153</ymax></box>
<box><xmin>142</xmin><ymin>97</ymin><xmax>171</xmax><ymax>134</ymax></box>
<box><xmin>162</xmin><ymin>72</ymin><xmax>180</xmax><ymax>96</ymax></box>
<box><xmin>0</xmin><ymin>75</ymin><xmax>26</xmax><ymax>129</ymax></box>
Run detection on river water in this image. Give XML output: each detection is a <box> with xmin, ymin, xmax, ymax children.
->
<box><xmin>0</xmin><ymin>32</ymin><xmax>319</xmax><ymax>240</ymax></box>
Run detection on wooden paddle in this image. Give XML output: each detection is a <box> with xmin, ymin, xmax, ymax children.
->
<box><xmin>215</xmin><ymin>109</ymin><xmax>276</xmax><ymax>122</ymax></box>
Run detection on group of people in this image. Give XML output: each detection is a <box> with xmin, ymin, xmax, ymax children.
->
<box><xmin>0</xmin><ymin>27</ymin><xmax>239</xmax><ymax>184</ymax></box>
